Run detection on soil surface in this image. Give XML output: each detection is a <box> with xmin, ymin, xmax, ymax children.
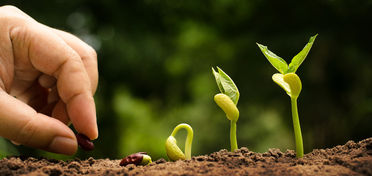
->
<box><xmin>1</xmin><ymin>138</ymin><xmax>371</xmax><ymax>176</ymax></box>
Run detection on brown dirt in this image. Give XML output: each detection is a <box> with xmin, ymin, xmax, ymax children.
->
<box><xmin>1</xmin><ymin>137</ymin><xmax>371</xmax><ymax>176</ymax></box>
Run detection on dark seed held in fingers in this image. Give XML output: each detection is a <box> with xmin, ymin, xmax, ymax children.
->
<box><xmin>76</xmin><ymin>133</ymin><xmax>94</xmax><ymax>151</ymax></box>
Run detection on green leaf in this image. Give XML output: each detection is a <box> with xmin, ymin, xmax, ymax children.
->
<box><xmin>212</xmin><ymin>67</ymin><xmax>223</xmax><ymax>93</ymax></box>
<box><xmin>212</xmin><ymin>67</ymin><xmax>240</xmax><ymax>105</ymax></box>
<box><xmin>256</xmin><ymin>43</ymin><xmax>288</xmax><ymax>74</ymax></box>
<box><xmin>287</xmin><ymin>34</ymin><xmax>318</xmax><ymax>73</ymax></box>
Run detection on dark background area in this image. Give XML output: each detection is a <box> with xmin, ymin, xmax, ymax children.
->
<box><xmin>0</xmin><ymin>0</ymin><xmax>371</xmax><ymax>160</ymax></box>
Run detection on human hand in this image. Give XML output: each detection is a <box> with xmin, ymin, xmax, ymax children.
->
<box><xmin>0</xmin><ymin>5</ymin><xmax>98</xmax><ymax>155</ymax></box>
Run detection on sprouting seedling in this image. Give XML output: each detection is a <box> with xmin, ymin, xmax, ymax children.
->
<box><xmin>165</xmin><ymin>123</ymin><xmax>193</xmax><ymax>161</ymax></box>
<box><xmin>120</xmin><ymin>152</ymin><xmax>152</xmax><ymax>166</ymax></box>
<box><xmin>212</xmin><ymin>67</ymin><xmax>240</xmax><ymax>152</ymax></box>
<box><xmin>256</xmin><ymin>34</ymin><xmax>318</xmax><ymax>158</ymax></box>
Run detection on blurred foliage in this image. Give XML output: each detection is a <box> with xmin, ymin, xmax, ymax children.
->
<box><xmin>0</xmin><ymin>138</ymin><xmax>18</xmax><ymax>159</ymax></box>
<box><xmin>0</xmin><ymin>0</ymin><xmax>372</xmax><ymax>160</ymax></box>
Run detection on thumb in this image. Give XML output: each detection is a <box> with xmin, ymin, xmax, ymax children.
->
<box><xmin>0</xmin><ymin>90</ymin><xmax>77</xmax><ymax>155</ymax></box>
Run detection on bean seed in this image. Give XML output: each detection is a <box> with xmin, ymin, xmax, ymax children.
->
<box><xmin>120</xmin><ymin>152</ymin><xmax>147</xmax><ymax>166</ymax></box>
<box><xmin>76</xmin><ymin>133</ymin><xmax>94</xmax><ymax>151</ymax></box>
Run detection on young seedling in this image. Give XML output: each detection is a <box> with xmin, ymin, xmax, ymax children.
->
<box><xmin>256</xmin><ymin>34</ymin><xmax>318</xmax><ymax>158</ymax></box>
<box><xmin>165</xmin><ymin>123</ymin><xmax>193</xmax><ymax>161</ymax></box>
<box><xmin>212</xmin><ymin>67</ymin><xmax>240</xmax><ymax>152</ymax></box>
<box><xmin>120</xmin><ymin>152</ymin><xmax>152</xmax><ymax>166</ymax></box>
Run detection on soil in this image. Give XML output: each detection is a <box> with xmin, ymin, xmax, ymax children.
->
<box><xmin>1</xmin><ymin>138</ymin><xmax>371</xmax><ymax>176</ymax></box>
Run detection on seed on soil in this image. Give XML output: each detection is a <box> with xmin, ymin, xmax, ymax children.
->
<box><xmin>76</xmin><ymin>133</ymin><xmax>94</xmax><ymax>151</ymax></box>
<box><xmin>120</xmin><ymin>152</ymin><xmax>152</xmax><ymax>166</ymax></box>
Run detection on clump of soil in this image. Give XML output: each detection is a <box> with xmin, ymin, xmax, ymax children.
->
<box><xmin>1</xmin><ymin>138</ymin><xmax>371</xmax><ymax>176</ymax></box>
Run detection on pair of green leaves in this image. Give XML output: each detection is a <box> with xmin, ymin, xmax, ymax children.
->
<box><xmin>212</xmin><ymin>67</ymin><xmax>239</xmax><ymax>105</ymax></box>
<box><xmin>257</xmin><ymin>34</ymin><xmax>318</xmax><ymax>75</ymax></box>
<box><xmin>257</xmin><ymin>34</ymin><xmax>317</xmax><ymax>98</ymax></box>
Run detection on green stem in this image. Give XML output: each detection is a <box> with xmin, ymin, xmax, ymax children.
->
<box><xmin>171</xmin><ymin>123</ymin><xmax>193</xmax><ymax>160</ymax></box>
<box><xmin>291</xmin><ymin>97</ymin><xmax>304</xmax><ymax>158</ymax></box>
<box><xmin>230</xmin><ymin>120</ymin><xmax>238</xmax><ymax>151</ymax></box>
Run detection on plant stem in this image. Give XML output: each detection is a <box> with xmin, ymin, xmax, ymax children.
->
<box><xmin>171</xmin><ymin>123</ymin><xmax>193</xmax><ymax>160</ymax></box>
<box><xmin>230</xmin><ymin>120</ymin><xmax>238</xmax><ymax>151</ymax></box>
<box><xmin>291</xmin><ymin>97</ymin><xmax>304</xmax><ymax>158</ymax></box>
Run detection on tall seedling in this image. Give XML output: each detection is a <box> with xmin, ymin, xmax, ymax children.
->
<box><xmin>257</xmin><ymin>34</ymin><xmax>318</xmax><ymax>158</ymax></box>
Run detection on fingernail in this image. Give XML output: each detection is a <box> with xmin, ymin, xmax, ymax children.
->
<box><xmin>11</xmin><ymin>140</ymin><xmax>21</xmax><ymax>146</ymax></box>
<box><xmin>48</xmin><ymin>136</ymin><xmax>77</xmax><ymax>155</ymax></box>
<box><xmin>92</xmin><ymin>127</ymin><xmax>99</xmax><ymax>140</ymax></box>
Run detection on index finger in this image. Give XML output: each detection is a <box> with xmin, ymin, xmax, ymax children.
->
<box><xmin>51</xmin><ymin>28</ymin><xmax>98</xmax><ymax>94</ymax></box>
<box><xmin>10</xmin><ymin>20</ymin><xmax>98</xmax><ymax>139</ymax></box>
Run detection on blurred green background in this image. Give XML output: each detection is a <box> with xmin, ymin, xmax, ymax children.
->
<box><xmin>1</xmin><ymin>0</ymin><xmax>371</xmax><ymax>160</ymax></box>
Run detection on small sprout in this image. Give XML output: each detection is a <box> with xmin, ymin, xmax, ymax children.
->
<box><xmin>212</xmin><ymin>67</ymin><xmax>240</xmax><ymax>152</ymax></box>
<box><xmin>257</xmin><ymin>34</ymin><xmax>318</xmax><ymax>158</ymax></box>
<box><xmin>76</xmin><ymin>133</ymin><xmax>94</xmax><ymax>151</ymax></box>
<box><xmin>119</xmin><ymin>152</ymin><xmax>152</xmax><ymax>166</ymax></box>
<box><xmin>165</xmin><ymin>123</ymin><xmax>193</xmax><ymax>161</ymax></box>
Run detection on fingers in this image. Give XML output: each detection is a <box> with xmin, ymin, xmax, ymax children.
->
<box><xmin>38</xmin><ymin>74</ymin><xmax>56</xmax><ymax>89</ymax></box>
<box><xmin>51</xmin><ymin>29</ymin><xmax>98</xmax><ymax>94</ymax></box>
<box><xmin>10</xmin><ymin>18</ymin><xmax>98</xmax><ymax>140</ymax></box>
<box><xmin>42</xmin><ymin>30</ymin><xmax>99</xmax><ymax>127</ymax></box>
<box><xmin>52</xmin><ymin>100</ymin><xmax>70</xmax><ymax>125</ymax></box>
<box><xmin>37</xmin><ymin>29</ymin><xmax>99</xmax><ymax>128</ymax></box>
<box><xmin>0</xmin><ymin>90</ymin><xmax>77</xmax><ymax>155</ymax></box>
